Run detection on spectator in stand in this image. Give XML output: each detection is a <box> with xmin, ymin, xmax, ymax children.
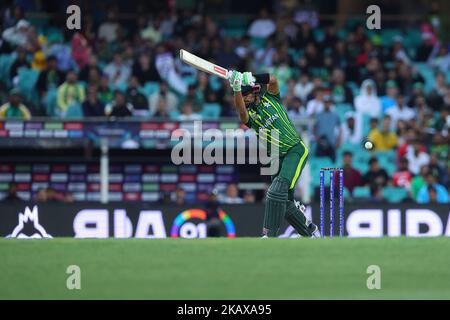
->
<box><xmin>393</xmin><ymin>157</ymin><xmax>413</xmax><ymax>190</ymax></box>
<box><xmin>369</xmin><ymin>184</ymin><xmax>385</xmax><ymax>202</ymax></box>
<box><xmin>416</xmin><ymin>32</ymin><xmax>434</xmax><ymax>62</ymax></box>
<box><xmin>98</xmin><ymin>11</ymin><xmax>120</xmax><ymax>43</ymax></box>
<box><xmin>153</xmin><ymin>98</ymin><xmax>170</xmax><ymax>119</ymax></box>
<box><xmin>179</xmin><ymin>100</ymin><xmax>201</xmax><ymax>121</ymax></box>
<box><xmin>417</xmin><ymin>173</ymin><xmax>449</xmax><ymax>203</ymax></box>
<box><xmin>380</xmin><ymin>80</ymin><xmax>398</xmax><ymax>114</ymax></box>
<box><xmin>172</xmin><ymin>187</ymin><xmax>186</xmax><ymax>205</ymax></box>
<box><xmin>56</xmin><ymin>70</ymin><xmax>85</xmax><ymax>115</ymax></box>
<box><xmin>148</xmin><ymin>81</ymin><xmax>178</xmax><ymax>116</ymax></box>
<box><xmin>97</xmin><ymin>74</ymin><xmax>114</xmax><ymax>105</ymax></box>
<box><xmin>2</xmin><ymin>19</ymin><xmax>31</xmax><ymax>48</ymax></box>
<box><xmin>330</xmin><ymin>68</ymin><xmax>354</xmax><ymax>105</ymax></box>
<box><xmin>0</xmin><ymin>88</ymin><xmax>30</xmax><ymax>120</ymax></box>
<box><xmin>2</xmin><ymin>183</ymin><xmax>24</xmax><ymax>202</ymax></box>
<box><xmin>78</xmin><ymin>54</ymin><xmax>102</xmax><ymax>83</ymax></box>
<box><xmin>306</xmin><ymin>87</ymin><xmax>325</xmax><ymax>116</ymax></box>
<box><xmin>104</xmin><ymin>53</ymin><xmax>131</xmax><ymax>86</ymax></box>
<box><xmin>386</xmin><ymin>94</ymin><xmax>416</xmax><ymax>129</ymax></box>
<box><xmin>406</xmin><ymin>140</ymin><xmax>430</xmax><ymax>175</ymax></box>
<box><xmin>9</xmin><ymin>46</ymin><xmax>29</xmax><ymax>80</ymax></box>
<box><xmin>36</xmin><ymin>56</ymin><xmax>65</xmax><ymax>97</ymax></box>
<box><xmin>368</xmin><ymin>115</ymin><xmax>398</xmax><ymax>151</ymax></box>
<box><xmin>247</xmin><ymin>8</ymin><xmax>276</xmax><ymax>39</ymax></box>
<box><xmin>286</xmin><ymin>96</ymin><xmax>306</xmax><ymax>119</ymax></box>
<box><xmin>82</xmin><ymin>85</ymin><xmax>104</xmax><ymax>117</ymax></box>
<box><xmin>430</xmin><ymin>132</ymin><xmax>449</xmax><ymax>163</ymax></box>
<box><xmin>105</xmin><ymin>90</ymin><xmax>133</xmax><ymax>117</ymax></box>
<box><xmin>243</xmin><ymin>190</ymin><xmax>256</xmax><ymax>203</ymax></box>
<box><xmin>338</xmin><ymin>151</ymin><xmax>362</xmax><ymax>195</ymax></box>
<box><xmin>429</xmin><ymin>153</ymin><xmax>448</xmax><ymax>186</ymax></box>
<box><xmin>430</xmin><ymin>108</ymin><xmax>449</xmax><ymax>133</ymax></box>
<box><xmin>340</xmin><ymin>111</ymin><xmax>363</xmax><ymax>145</ymax></box>
<box><xmin>219</xmin><ymin>184</ymin><xmax>244</xmax><ymax>204</ymax></box>
<box><xmin>427</xmin><ymin>72</ymin><xmax>447</xmax><ymax>111</ymax></box>
<box><xmin>126</xmin><ymin>76</ymin><xmax>148</xmax><ymax>111</ymax></box>
<box><xmin>411</xmin><ymin>165</ymin><xmax>429</xmax><ymax>200</ymax></box>
<box><xmin>180</xmin><ymin>84</ymin><xmax>204</xmax><ymax>112</ymax></box>
<box><xmin>354</xmin><ymin>79</ymin><xmax>381</xmax><ymax>118</ymax></box>
<box><xmin>363</xmin><ymin>157</ymin><xmax>389</xmax><ymax>188</ymax></box>
<box><xmin>71</xmin><ymin>32</ymin><xmax>91</xmax><ymax>69</ymax></box>
<box><xmin>132</xmin><ymin>52</ymin><xmax>161</xmax><ymax>84</ymax></box>
<box><xmin>429</xmin><ymin>44</ymin><xmax>450</xmax><ymax>74</ymax></box>
<box><xmin>294</xmin><ymin>73</ymin><xmax>313</xmax><ymax>102</ymax></box>
<box><xmin>314</xmin><ymin>95</ymin><xmax>341</xmax><ymax>161</ymax></box>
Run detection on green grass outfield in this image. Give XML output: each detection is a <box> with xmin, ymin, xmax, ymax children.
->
<box><xmin>1</xmin><ymin>237</ymin><xmax>450</xmax><ymax>299</ymax></box>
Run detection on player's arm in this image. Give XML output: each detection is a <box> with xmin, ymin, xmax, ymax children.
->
<box><xmin>267</xmin><ymin>74</ymin><xmax>279</xmax><ymax>95</ymax></box>
<box><xmin>229</xmin><ymin>70</ymin><xmax>249</xmax><ymax>123</ymax></box>
<box><xmin>234</xmin><ymin>91</ymin><xmax>249</xmax><ymax>123</ymax></box>
<box><xmin>242</xmin><ymin>72</ymin><xmax>277</xmax><ymax>94</ymax></box>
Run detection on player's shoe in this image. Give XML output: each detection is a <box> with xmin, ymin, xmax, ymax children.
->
<box><xmin>261</xmin><ymin>235</ymin><xmax>269</xmax><ymax>239</ymax></box>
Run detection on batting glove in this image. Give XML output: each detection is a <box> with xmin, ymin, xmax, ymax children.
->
<box><xmin>229</xmin><ymin>70</ymin><xmax>243</xmax><ymax>92</ymax></box>
<box><xmin>242</xmin><ymin>72</ymin><xmax>255</xmax><ymax>86</ymax></box>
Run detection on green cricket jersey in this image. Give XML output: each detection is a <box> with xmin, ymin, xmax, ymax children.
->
<box><xmin>245</xmin><ymin>91</ymin><xmax>302</xmax><ymax>155</ymax></box>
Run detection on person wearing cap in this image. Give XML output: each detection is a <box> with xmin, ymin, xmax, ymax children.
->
<box><xmin>0</xmin><ymin>88</ymin><xmax>31</xmax><ymax>120</ymax></box>
<box><xmin>228</xmin><ymin>70</ymin><xmax>320</xmax><ymax>238</ymax></box>
<box><xmin>2</xmin><ymin>19</ymin><xmax>30</xmax><ymax>47</ymax></box>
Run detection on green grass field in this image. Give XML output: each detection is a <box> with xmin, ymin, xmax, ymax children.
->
<box><xmin>1</xmin><ymin>237</ymin><xmax>450</xmax><ymax>299</ymax></box>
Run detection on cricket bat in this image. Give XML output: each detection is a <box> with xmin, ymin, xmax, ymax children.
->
<box><xmin>179</xmin><ymin>49</ymin><xmax>230</xmax><ymax>79</ymax></box>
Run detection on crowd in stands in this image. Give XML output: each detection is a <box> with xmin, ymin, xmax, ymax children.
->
<box><xmin>0</xmin><ymin>2</ymin><xmax>449</xmax><ymax>204</ymax></box>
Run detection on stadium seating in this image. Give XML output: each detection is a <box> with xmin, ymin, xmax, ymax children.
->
<box><xmin>353</xmin><ymin>186</ymin><xmax>371</xmax><ymax>198</ymax></box>
<box><xmin>382</xmin><ymin>186</ymin><xmax>408</xmax><ymax>203</ymax></box>
<box><xmin>201</xmin><ymin>103</ymin><xmax>221</xmax><ymax>119</ymax></box>
<box><xmin>17</xmin><ymin>68</ymin><xmax>40</xmax><ymax>103</ymax></box>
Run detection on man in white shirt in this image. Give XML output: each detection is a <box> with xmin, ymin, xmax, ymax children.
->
<box><xmin>386</xmin><ymin>94</ymin><xmax>416</xmax><ymax>129</ymax></box>
<box><xmin>247</xmin><ymin>8</ymin><xmax>276</xmax><ymax>38</ymax></box>
<box><xmin>104</xmin><ymin>53</ymin><xmax>131</xmax><ymax>86</ymax></box>
<box><xmin>306</xmin><ymin>87</ymin><xmax>325</xmax><ymax>116</ymax></box>
<box><xmin>340</xmin><ymin>111</ymin><xmax>363</xmax><ymax>145</ymax></box>
<box><xmin>406</xmin><ymin>141</ymin><xmax>430</xmax><ymax>175</ymax></box>
<box><xmin>294</xmin><ymin>73</ymin><xmax>314</xmax><ymax>102</ymax></box>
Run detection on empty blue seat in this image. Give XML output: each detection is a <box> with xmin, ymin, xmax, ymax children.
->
<box><xmin>383</xmin><ymin>187</ymin><xmax>408</xmax><ymax>203</ymax></box>
<box><xmin>202</xmin><ymin>103</ymin><xmax>221</xmax><ymax>119</ymax></box>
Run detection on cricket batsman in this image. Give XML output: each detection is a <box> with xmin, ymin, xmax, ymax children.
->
<box><xmin>228</xmin><ymin>70</ymin><xmax>320</xmax><ymax>238</ymax></box>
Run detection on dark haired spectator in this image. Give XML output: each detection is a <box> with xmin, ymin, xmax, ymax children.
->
<box><xmin>406</xmin><ymin>140</ymin><xmax>430</xmax><ymax>175</ymax></box>
<box><xmin>104</xmin><ymin>53</ymin><xmax>131</xmax><ymax>86</ymax></box>
<box><xmin>368</xmin><ymin>116</ymin><xmax>398</xmax><ymax>151</ymax></box>
<box><xmin>132</xmin><ymin>53</ymin><xmax>161</xmax><ymax>84</ymax></box>
<box><xmin>126</xmin><ymin>77</ymin><xmax>148</xmax><ymax>111</ymax></box>
<box><xmin>179</xmin><ymin>100</ymin><xmax>201</xmax><ymax>121</ymax></box>
<box><xmin>416</xmin><ymin>32</ymin><xmax>434</xmax><ymax>62</ymax></box>
<box><xmin>393</xmin><ymin>158</ymin><xmax>413</xmax><ymax>190</ymax></box>
<box><xmin>2</xmin><ymin>184</ymin><xmax>24</xmax><ymax>202</ymax></box>
<box><xmin>10</xmin><ymin>46</ymin><xmax>29</xmax><ymax>80</ymax></box>
<box><xmin>247</xmin><ymin>8</ymin><xmax>276</xmax><ymax>39</ymax></box>
<box><xmin>105</xmin><ymin>90</ymin><xmax>133</xmax><ymax>117</ymax></box>
<box><xmin>363</xmin><ymin>157</ymin><xmax>389</xmax><ymax>188</ymax></box>
<box><xmin>219</xmin><ymin>184</ymin><xmax>244</xmax><ymax>204</ymax></box>
<box><xmin>36</xmin><ymin>55</ymin><xmax>65</xmax><ymax>97</ymax></box>
<box><xmin>149</xmin><ymin>81</ymin><xmax>178</xmax><ymax>116</ymax></box>
<box><xmin>340</xmin><ymin>112</ymin><xmax>363</xmax><ymax>145</ymax></box>
<box><xmin>314</xmin><ymin>96</ymin><xmax>341</xmax><ymax>161</ymax></box>
<box><xmin>417</xmin><ymin>173</ymin><xmax>449</xmax><ymax>203</ymax></box>
<box><xmin>172</xmin><ymin>187</ymin><xmax>186</xmax><ymax>205</ymax></box>
<box><xmin>330</xmin><ymin>68</ymin><xmax>353</xmax><ymax>104</ymax></box>
<box><xmin>180</xmin><ymin>84</ymin><xmax>203</xmax><ymax>112</ymax></box>
<box><xmin>243</xmin><ymin>190</ymin><xmax>256</xmax><ymax>203</ymax></box>
<box><xmin>82</xmin><ymin>86</ymin><xmax>105</xmax><ymax>117</ymax></box>
<box><xmin>78</xmin><ymin>55</ymin><xmax>102</xmax><ymax>83</ymax></box>
<box><xmin>386</xmin><ymin>95</ymin><xmax>415</xmax><ymax>128</ymax></box>
<box><xmin>338</xmin><ymin>151</ymin><xmax>362</xmax><ymax>195</ymax></box>
<box><xmin>0</xmin><ymin>88</ymin><xmax>31</xmax><ymax>120</ymax></box>
<box><xmin>153</xmin><ymin>98</ymin><xmax>170</xmax><ymax>119</ymax></box>
<box><xmin>97</xmin><ymin>75</ymin><xmax>114</xmax><ymax>104</ymax></box>
<box><xmin>306</xmin><ymin>86</ymin><xmax>325</xmax><ymax>116</ymax></box>
<box><xmin>56</xmin><ymin>71</ymin><xmax>85</xmax><ymax>115</ymax></box>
